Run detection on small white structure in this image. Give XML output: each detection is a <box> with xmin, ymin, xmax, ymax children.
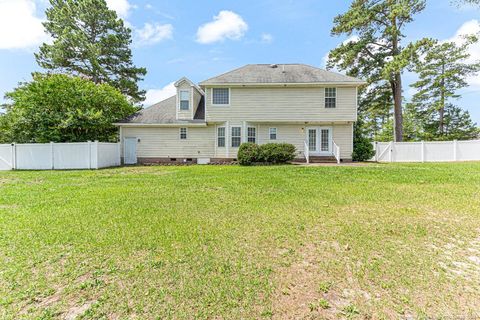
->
<box><xmin>373</xmin><ymin>140</ymin><xmax>480</xmax><ymax>163</ymax></box>
<box><xmin>0</xmin><ymin>141</ymin><xmax>121</xmax><ymax>170</ymax></box>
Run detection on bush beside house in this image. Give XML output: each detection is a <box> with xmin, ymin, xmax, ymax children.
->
<box><xmin>238</xmin><ymin>143</ymin><xmax>296</xmax><ymax>165</ymax></box>
<box><xmin>352</xmin><ymin>120</ymin><xmax>375</xmax><ymax>161</ymax></box>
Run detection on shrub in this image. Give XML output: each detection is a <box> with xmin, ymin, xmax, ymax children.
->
<box><xmin>352</xmin><ymin>120</ymin><xmax>375</xmax><ymax>161</ymax></box>
<box><xmin>238</xmin><ymin>143</ymin><xmax>296</xmax><ymax>165</ymax></box>
<box><xmin>237</xmin><ymin>143</ymin><xmax>261</xmax><ymax>165</ymax></box>
<box><xmin>258</xmin><ymin>143</ymin><xmax>296</xmax><ymax>164</ymax></box>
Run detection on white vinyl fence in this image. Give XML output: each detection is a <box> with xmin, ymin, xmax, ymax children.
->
<box><xmin>373</xmin><ymin>140</ymin><xmax>480</xmax><ymax>162</ymax></box>
<box><xmin>0</xmin><ymin>141</ymin><xmax>121</xmax><ymax>170</ymax></box>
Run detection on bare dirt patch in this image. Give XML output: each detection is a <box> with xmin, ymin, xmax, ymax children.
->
<box><xmin>439</xmin><ymin>230</ymin><xmax>480</xmax><ymax>280</ymax></box>
<box><xmin>64</xmin><ymin>300</ymin><xmax>95</xmax><ymax>320</ymax></box>
<box><xmin>19</xmin><ymin>272</ymin><xmax>100</xmax><ymax>318</ymax></box>
<box><xmin>272</xmin><ymin>242</ymin><xmax>357</xmax><ymax>319</ymax></box>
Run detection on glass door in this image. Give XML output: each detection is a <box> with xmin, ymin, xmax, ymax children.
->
<box><xmin>320</xmin><ymin>128</ymin><xmax>331</xmax><ymax>153</ymax></box>
<box><xmin>307</xmin><ymin>127</ymin><xmax>332</xmax><ymax>155</ymax></box>
<box><xmin>308</xmin><ymin>129</ymin><xmax>317</xmax><ymax>152</ymax></box>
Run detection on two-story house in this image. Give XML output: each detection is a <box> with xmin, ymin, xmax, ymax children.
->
<box><xmin>116</xmin><ymin>64</ymin><xmax>365</xmax><ymax>164</ymax></box>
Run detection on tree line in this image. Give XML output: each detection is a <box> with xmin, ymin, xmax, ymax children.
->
<box><xmin>328</xmin><ymin>0</ymin><xmax>480</xmax><ymax>144</ymax></box>
<box><xmin>0</xmin><ymin>0</ymin><xmax>479</xmax><ymax>146</ymax></box>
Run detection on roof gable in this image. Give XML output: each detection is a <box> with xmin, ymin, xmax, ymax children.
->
<box><xmin>175</xmin><ymin>77</ymin><xmax>205</xmax><ymax>94</ymax></box>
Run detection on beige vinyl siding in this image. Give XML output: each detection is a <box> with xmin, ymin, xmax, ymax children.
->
<box><xmin>332</xmin><ymin>123</ymin><xmax>353</xmax><ymax>159</ymax></box>
<box><xmin>258</xmin><ymin>124</ymin><xmax>305</xmax><ymax>158</ymax></box>
<box><xmin>213</xmin><ymin>123</ymin><xmax>353</xmax><ymax>160</ymax></box>
<box><xmin>205</xmin><ymin>86</ymin><xmax>357</xmax><ymax>122</ymax></box>
<box><xmin>122</xmin><ymin>126</ymin><xmax>215</xmax><ymax>158</ymax></box>
<box><xmin>192</xmin><ymin>87</ymin><xmax>202</xmax><ymax>116</ymax></box>
<box><xmin>177</xmin><ymin>82</ymin><xmax>193</xmax><ymax>120</ymax></box>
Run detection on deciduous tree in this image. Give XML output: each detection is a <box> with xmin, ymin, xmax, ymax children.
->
<box><xmin>0</xmin><ymin>74</ymin><xmax>137</xmax><ymax>143</ymax></box>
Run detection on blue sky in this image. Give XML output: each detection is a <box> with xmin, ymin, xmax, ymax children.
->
<box><xmin>0</xmin><ymin>0</ymin><xmax>479</xmax><ymax>123</ymax></box>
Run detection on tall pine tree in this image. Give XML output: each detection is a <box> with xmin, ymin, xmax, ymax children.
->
<box><xmin>35</xmin><ymin>0</ymin><xmax>147</xmax><ymax>103</ymax></box>
<box><xmin>410</xmin><ymin>37</ymin><xmax>480</xmax><ymax>138</ymax></box>
<box><xmin>328</xmin><ymin>0</ymin><xmax>430</xmax><ymax>142</ymax></box>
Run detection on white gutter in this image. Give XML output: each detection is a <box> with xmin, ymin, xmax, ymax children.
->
<box><xmin>199</xmin><ymin>81</ymin><xmax>367</xmax><ymax>87</ymax></box>
<box><xmin>114</xmin><ymin>123</ymin><xmax>208</xmax><ymax>127</ymax></box>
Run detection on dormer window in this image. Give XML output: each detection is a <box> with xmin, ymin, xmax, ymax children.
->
<box><xmin>212</xmin><ymin>88</ymin><xmax>230</xmax><ymax>105</ymax></box>
<box><xmin>325</xmin><ymin>88</ymin><xmax>336</xmax><ymax>108</ymax></box>
<box><xmin>180</xmin><ymin>90</ymin><xmax>190</xmax><ymax>110</ymax></box>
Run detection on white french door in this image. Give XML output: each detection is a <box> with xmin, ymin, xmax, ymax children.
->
<box><xmin>306</xmin><ymin>127</ymin><xmax>332</xmax><ymax>155</ymax></box>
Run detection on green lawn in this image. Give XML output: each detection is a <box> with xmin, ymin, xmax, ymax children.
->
<box><xmin>1</xmin><ymin>163</ymin><xmax>480</xmax><ymax>319</ymax></box>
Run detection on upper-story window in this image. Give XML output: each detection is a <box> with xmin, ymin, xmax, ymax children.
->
<box><xmin>212</xmin><ymin>88</ymin><xmax>230</xmax><ymax>105</ymax></box>
<box><xmin>180</xmin><ymin>90</ymin><xmax>190</xmax><ymax>110</ymax></box>
<box><xmin>325</xmin><ymin>88</ymin><xmax>336</xmax><ymax>108</ymax></box>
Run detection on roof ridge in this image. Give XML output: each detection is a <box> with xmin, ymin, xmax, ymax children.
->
<box><xmin>199</xmin><ymin>63</ymin><xmax>365</xmax><ymax>85</ymax></box>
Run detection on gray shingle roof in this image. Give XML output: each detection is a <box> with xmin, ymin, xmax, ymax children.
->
<box><xmin>118</xmin><ymin>96</ymin><xmax>205</xmax><ymax>124</ymax></box>
<box><xmin>199</xmin><ymin>64</ymin><xmax>364</xmax><ymax>85</ymax></box>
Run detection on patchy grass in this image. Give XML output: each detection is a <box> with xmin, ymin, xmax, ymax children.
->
<box><xmin>1</xmin><ymin>163</ymin><xmax>480</xmax><ymax>319</ymax></box>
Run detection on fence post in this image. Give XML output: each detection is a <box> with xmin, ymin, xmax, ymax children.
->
<box><xmin>389</xmin><ymin>141</ymin><xmax>393</xmax><ymax>163</ymax></box>
<box><xmin>50</xmin><ymin>142</ymin><xmax>55</xmax><ymax>169</ymax></box>
<box><xmin>93</xmin><ymin>140</ymin><xmax>99</xmax><ymax>169</ymax></box>
<box><xmin>117</xmin><ymin>142</ymin><xmax>121</xmax><ymax>166</ymax></box>
<box><xmin>421</xmin><ymin>141</ymin><xmax>425</xmax><ymax>163</ymax></box>
<box><xmin>453</xmin><ymin>140</ymin><xmax>457</xmax><ymax>161</ymax></box>
<box><xmin>374</xmin><ymin>142</ymin><xmax>378</xmax><ymax>162</ymax></box>
<box><xmin>87</xmin><ymin>141</ymin><xmax>92</xmax><ymax>169</ymax></box>
<box><xmin>11</xmin><ymin>143</ymin><xmax>16</xmax><ymax>170</ymax></box>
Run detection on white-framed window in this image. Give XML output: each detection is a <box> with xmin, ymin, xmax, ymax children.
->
<box><xmin>247</xmin><ymin>127</ymin><xmax>256</xmax><ymax>143</ymax></box>
<box><xmin>231</xmin><ymin>127</ymin><xmax>241</xmax><ymax>147</ymax></box>
<box><xmin>180</xmin><ymin>90</ymin><xmax>190</xmax><ymax>110</ymax></box>
<box><xmin>179</xmin><ymin>127</ymin><xmax>187</xmax><ymax>140</ymax></box>
<box><xmin>212</xmin><ymin>88</ymin><xmax>230</xmax><ymax>105</ymax></box>
<box><xmin>217</xmin><ymin>127</ymin><xmax>225</xmax><ymax>147</ymax></box>
<box><xmin>269</xmin><ymin>127</ymin><xmax>277</xmax><ymax>140</ymax></box>
<box><xmin>325</xmin><ymin>88</ymin><xmax>336</xmax><ymax>108</ymax></box>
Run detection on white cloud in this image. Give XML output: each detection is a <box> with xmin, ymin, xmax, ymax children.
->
<box><xmin>105</xmin><ymin>0</ymin><xmax>131</xmax><ymax>18</ymax></box>
<box><xmin>135</xmin><ymin>23</ymin><xmax>173</xmax><ymax>46</ymax></box>
<box><xmin>144</xmin><ymin>82</ymin><xmax>176</xmax><ymax>106</ymax></box>
<box><xmin>261</xmin><ymin>33</ymin><xmax>273</xmax><ymax>44</ymax></box>
<box><xmin>445</xmin><ymin>20</ymin><xmax>480</xmax><ymax>88</ymax></box>
<box><xmin>196</xmin><ymin>10</ymin><xmax>248</xmax><ymax>44</ymax></box>
<box><xmin>0</xmin><ymin>0</ymin><xmax>48</xmax><ymax>50</ymax></box>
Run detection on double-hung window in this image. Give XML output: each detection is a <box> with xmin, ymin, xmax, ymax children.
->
<box><xmin>212</xmin><ymin>88</ymin><xmax>230</xmax><ymax>105</ymax></box>
<box><xmin>179</xmin><ymin>127</ymin><xmax>187</xmax><ymax>140</ymax></box>
<box><xmin>180</xmin><ymin>90</ymin><xmax>190</xmax><ymax>110</ymax></box>
<box><xmin>217</xmin><ymin>127</ymin><xmax>226</xmax><ymax>147</ymax></box>
<box><xmin>325</xmin><ymin>88</ymin><xmax>336</xmax><ymax>108</ymax></box>
<box><xmin>231</xmin><ymin>127</ymin><xmax>241</xmax><ymax>148</ymax></box>
<box><xmin>247</xmin><ymin>127</ymin><xmax>256</xmax><ymax>143</ymax></box>
<box><xmin>269</xmin><ymin>127</ymin><xmax>277</xmax><ymax>140</ymax></box>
